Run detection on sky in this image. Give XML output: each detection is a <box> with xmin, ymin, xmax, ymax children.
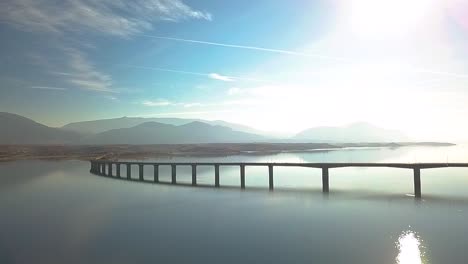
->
<box><xmin>1</xmin><ymin>0</ymin><xmax>468</xmax><ymax>140</ymax></box>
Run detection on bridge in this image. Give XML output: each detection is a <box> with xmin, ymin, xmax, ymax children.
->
<box><xmin>89</xmin><ymin>160</ymin><xmax>468</xmax><ymax>198</ymax></box>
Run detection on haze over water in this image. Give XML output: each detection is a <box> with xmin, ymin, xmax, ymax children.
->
<box><xmin>1</xmin><ymin>145</ymin><xmax>468</xmax><ymax>264</ymax></box>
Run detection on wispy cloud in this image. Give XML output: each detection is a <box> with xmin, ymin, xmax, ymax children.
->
<box><xmin>121</xmin><ymin>64</ymin><xmax>267</xmax><ymax>82</ymax></box>
<box><xmin>33</xmin><ymin>48</ymin><xmax>115</xmax><ymax>93</ymax></box>
<box><xmin>2</xmin><ymin>0</ymin><xmax>212</xmax><ymax>94</ymax></box>
<box><xmin>30</xmin><ymin>86</ymin><xmax>67</xmax><ymax>91</ymax></box>
<box><xmin>0</xmin><ymin>0</ymin><xmax>211</xmax><ymax>36</ymax></box>
<box><xmin>208</xmin><ymin>73</ymin><xmax>233</xmax><ymax>82</ymax></box>
<box><xmin>46</xmin><ymin>48</ymin><xmax>115</xmax><ymax>92</ymax></box>
<box><xmin>142</xmin><ymin>99</ymin><xmax>205</xmax><ymax>108</ymax></box>
<box><xmin>142</xmin><ymin>35</ymin><xmax>346</xmax><ymax>61</ymax></box>
<box><xmin>142</xmin><ymin>99</ymin><xmax>173</xmax><ymax>107</ymax></box>
<box><xmin>183</xmin><ymin>103</ymin><xmax>203</xmax><ymax>108</ymax></box>
<box><xmin>141</xmin><ymin>110</ymin><xmax>235</xmax><ymax>117</ymax></box>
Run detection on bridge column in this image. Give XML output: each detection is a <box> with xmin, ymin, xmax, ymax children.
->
<box><xmin>192</xmin><ymin>165</ymin><xmax>197</xmax><ymax>185</ymax></box>
<box><xmin>101</xmin><ymin>163</ymin><xmax>106</xmax><ymax>175</ymax></box>
<box><xmin>153</xmin><ymin>165</ymin><xmax>159</xmax><ymax>183</ymax></box>
<box><xmin>116</xmin><ymin>164</ymin><xmax>121</xmax><ymax>178</ymax></box>
<box><xmin>90</xmin><ymin>162</ymin><xmax>95</xmax><ymax>173</ymax></box>
<box><xmin>171</xmin><ymin>165</ymin><xmax>177</xmax><ymax>184</ymax></box>
<box><xmin>414</xmin><ymin>168</ymin><xmax>421</xmax><ymax>198</ymax></box>
<box><xmin>108</xmin><ymin>163</ymin><xmax>113</xmax><ymax>177</ymax></box>
<box><xmin>240</xmin><ymin>165</ymin><xmax>245</xmax><ymax>189</ymax></box>
<box><xmin>127</xmin><ymin>164</ymin><xmax>131</xmax><ymax>179</ymax></box>
<box><xmin>215</xmin><ymin>165</ymin><xmax>220</xmax><ymax>187</ymax></box>
<box><xmin>139</xmin><ymin>164</ymin><xmax>144</xmax><ymax>181</ymax></box>
<box><xmin>322</xmin><ymin>167</ymin><xmax>329</xmax><ymax>193</ymax></box>
<box><xmin>268</xmin><ymin>165</ymin><xmax>274</xmax><ymax>190</ymax></box>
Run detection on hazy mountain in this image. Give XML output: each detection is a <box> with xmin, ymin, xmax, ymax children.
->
<box><xmin>294</xmin><ymin>122</ymin><xmax>408</xmax><ymax>143</ymax></box>
<box><xmin>0</xmin><ymin>113</ymin><xmax>414</xmax><ymax>145</ymax></box>
<box><xmin>0</xmin><ymin>112</ymin><xmax>80</xmax><ymax>144</ymax></box>
<box><xmin>83</xmin><ymin>121</ymin><xmax>265</xmax><ymax>144</ymax></box>
<box><xmin>62</xmin><ymin>116</ymin><xmax>267</xmax><ymax>136</ymax></box>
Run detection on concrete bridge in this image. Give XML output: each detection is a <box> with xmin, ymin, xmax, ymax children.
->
<box><xmin>89</xmin><ymin>160</ymin><xmax>468</xmax><ymax>198</ymax></box>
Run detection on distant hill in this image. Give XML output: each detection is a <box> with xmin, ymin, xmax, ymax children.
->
<box><xmin>0</xmin><ymin>112</ymin><xmax>419</xmax><ymax>145</ymax></box>
<box><xmin>0</xmin><ymin>112</ymin><xmax>80</xmax><ymax>144</ymax></box>
<box><xmin>62</xmin><ymin>116</ymin><xmax>266</xmax><ymax>136</ymax></box>
<box><xmin>82</xmin><ymin>121</ymin><xmax>265</xmax><ymax>144</ymax></box>
<box><xmin>294</xmin><ymin>122</ymin><xmax>408</xmax><ymax>143</ymax></box>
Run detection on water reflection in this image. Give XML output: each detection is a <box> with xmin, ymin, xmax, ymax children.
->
<box><xmin>396</xmin><ymin>230</ymin><xmax>425</xmax><ymax>264</ymax></box>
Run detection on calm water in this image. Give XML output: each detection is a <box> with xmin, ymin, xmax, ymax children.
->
<box><xmin>1</xmin><ymin>145</ymin><xmax>468</xmax><ymax>264</ymax></box>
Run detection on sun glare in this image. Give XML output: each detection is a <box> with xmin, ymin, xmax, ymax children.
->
<box><xmin>346</xmin><ymin>0</ymin><xmax>440</xmax><ymax>38</ymax></box>
<box><xmin>396</xmin><ymin>231</ymin><xmax>424</xmax><ymax>264</ymax></box>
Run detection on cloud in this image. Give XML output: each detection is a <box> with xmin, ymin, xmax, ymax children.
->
<box><xmin>0</xmin><ymin>0</ymin><xmax>212</xmax><ymax>36</ymax></box>
<box><xmin>2</xmin><ymin>1</ymin><xmax>212</xmax><ymax>94</ymax></box>
<box><xmin>46</xmin><ymin>48</ymin><xmax>115</xmax><ymax>92</ymax></box>
<box><xmin>208</xmin><ymin>73</ymin><xmax>234</xmax><ymax>82</ymax></box>
<box><xmin>121</xmin><ymin>64</ymin><xmax>267</xmax><ymax>82</ymax></box>
<box><xmin>33</xmin><ymin>46</ymin><xmax>116</xmax><ymax>93</ymax></box>
<box><xmin>30</xmin><ymin>86</ymin><xmax>67</xmax><ymax>91</ymax></box>
<box><xmin>142</xmin><ymin>99</ymin><xmax>173</xmax><ymax>107</ymax></box>
<box><xmin>142</xmin><ymin>99</ymin><xmax>204</xmax><ymax>108</ymax></box>
<box><xmin>183</xmin><ymin>103</ymin><xmax>203</xmax><ymax>108</ymax></box>
<box><xmin>141</xmin><ymin>109</ymin><xmax>235</xmax><ymax>117</ymax></box>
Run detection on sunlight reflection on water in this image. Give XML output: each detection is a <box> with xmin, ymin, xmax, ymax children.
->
<box><xmin>396</xmin><ymin>230</ymin><xmax>425</xmax><ymax>264</ymax></box>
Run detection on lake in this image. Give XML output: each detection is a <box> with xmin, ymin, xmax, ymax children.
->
<box><xmin>1</xmin><ymin>144</ymin><xmax>468</xmax><ymax>263</ymax></box>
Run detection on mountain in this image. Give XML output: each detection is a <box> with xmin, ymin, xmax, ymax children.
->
<box><xmin>0</xmin><ymin>112</ymin><xmax>80</xmax><ymax>144</ymax></box>
<box><xmin>83</xmin><ymin>121</ymin><xmax>265</xmax><ymax>144</ymax></box>
<box><xmin>62</xmin><ymin>116</ymin><xmax>267</xmax><ymax>136</ymax></box>
<box><xmin>294</xmin><ymin>122</ymin><xmax>408</xmax><ymax>143</ymax></box>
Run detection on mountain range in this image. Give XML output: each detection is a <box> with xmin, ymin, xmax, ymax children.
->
<box><xmin>1</xmin><ymin>112</ymin><xmax>412</xmax><ymax>145</ymax></box>
<box><xmin>0</xmin><ymin>112</ymin><xmax>80</xmax><ymax>144</ymax></box>
<box><xmin>62</xmin><ymin>116</ymin><xmax>266</xmax><ymax>135</ymax></box>
<box><xmin>82</xmin><ymin>121</ymin><xmax>264</xmax><ymax>144</ymax></box>
<box><xmin>294</xmin><ymin>122</ymin><xmax>408</xmax><ymax>143</ymax></box>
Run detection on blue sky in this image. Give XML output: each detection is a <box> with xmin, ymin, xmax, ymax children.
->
<box><xmin>1</xmin><ymin>0</ymin><xmax>468</xmax><ymax>140</ymax></box>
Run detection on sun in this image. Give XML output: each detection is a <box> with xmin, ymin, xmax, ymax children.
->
<box><xmin>344</xmin><ymin>0</ymin><xmax>441</xmax><ymax>38</ymax></box>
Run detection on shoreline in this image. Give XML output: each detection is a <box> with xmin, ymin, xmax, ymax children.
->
<box><xmin>0</xmin><ymin>142</ymin><xmax>455</xmax><ymax>162</ymax></box>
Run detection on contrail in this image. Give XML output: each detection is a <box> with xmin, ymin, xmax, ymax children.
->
<box><xmin>119</xmin><ymin>64</ymin><xmax>269</xmax><ymax>82</ymax></box>
<box><xmin>139</xmin><ymin>35</ymin><xmax>347</xmax><ymax>61</ymax></box>
<box><xmin>121</xmin><ymin>65</ymin><xmax>208</xmax><ymax>77</ymax></box>
<box><xmin>30</xmin><ymin>86</ymin><xmax>68</xmax><ymax>90</ymax></box>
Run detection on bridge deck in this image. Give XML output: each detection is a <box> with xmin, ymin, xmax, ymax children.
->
<box><xmin>92</xmin><ymin>161</ymin><xmax>468</xmax><ymax>169</ymax></box>
<box><xmin>89</xmin><ymin>161</ymin><xmax>468</xmax><ymax>199</ymax></box>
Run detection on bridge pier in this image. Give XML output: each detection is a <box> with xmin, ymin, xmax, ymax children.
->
<box><xmin>139</xmin><ymin>164</ymin><xmax>144</xmax><ymax>181</ymax></box>
<box><xmin>215</xmin><ymin>165</ymin><xmax>220</xmax><ymax>187</ymax></box>
<box><xmin>116</xmin><ymin>164</ymin><xmax>121</xmax><ymax>178</ymax></box>
<box><xmin>101</xmin><ymin>163</ymin><xmax>106</xmax><ymax>176</ymax></box>
<box><xmin>171</xmin><ymin>165</ymin><xmax>177</xmax><ymax>184</ymax></box>
<box><xmin>108</xmin><ymin>163</ymin><xmax>113</xmax><ymax>177</ymax></box>
<box><xmin>154</xmin><ymin>165</ymin><xmax>159</xmax><ymax>183</ymax></box>
<box><xmin>322</xmin><ymin>167</ymin><xmax>329</xmax><ymax>193</ymax></box>
<box><xmin>240</xmin><ymin>165</ymin><xmax>245</xmax><ymax>189</ymax></box>
<box><xmin>414</xmin><ymin>168</ymin><xmax>421</xmax><ymax>198</ymax></box>
<box><xmin>192</xmin><ymin>165</ymin><xmax>197</xmax><ymax>185</ymax></box>
<box><xmin>268</xmin><ymin>165</ymin><xmax>274</xmax><ymax>190</ymax></box>
<box><xmin>127</xmin><ymin>164</ymin><xmax>131</xmax><ymax>179</ymax></box>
